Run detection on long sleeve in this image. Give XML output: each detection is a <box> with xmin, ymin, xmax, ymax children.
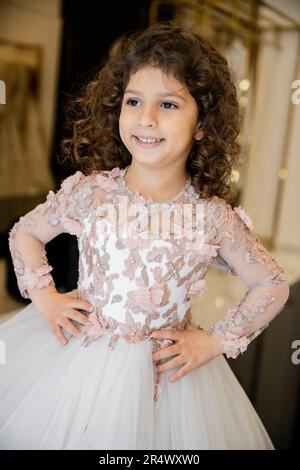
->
<box><xmin>8</xmin><ymin>171</ymin><xmax>86</xmax><ymax>299</ymax></box>
<box><xmin>207</xmin><ymin>197</ymin><xmax>290</xmax><ymax>359</ymax></box>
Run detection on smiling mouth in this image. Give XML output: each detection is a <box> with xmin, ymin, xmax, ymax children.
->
<box><xmin>133</xmin><ymin>136</ymin><xmax>165</xmax><ymax>148</ymax></box>
<box><xmin>134</xmin><ymin>136</ymin><xmax>164</xmax><ymax>143</ymax></box>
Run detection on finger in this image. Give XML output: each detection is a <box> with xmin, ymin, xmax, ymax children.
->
<box><xmin>156</xmin><ymin>356</ymin><xmax>185</xmax><ymax>373</ymax></box>
<box><xmin>52</xmin><ymin>324</ymin><xmax>68</xmax><ymax>345</ymax></box>
<box><xmin>152</xmin><ymin>344</ymin><xmax>179</xmax><ymax>362</ymax></box>
<box><xmin>169</xmin><ymin>363</ymin><xmax>192</xmax><ymax>383</ymax></box>
<box><xmin>57</xmin><ymin>318</ymin><xmax>82</xmax><ymax>338</ymax></box>
<box><xmin>72</xmin><ymin>300</ymin><xmax>94</xmax><ymax>313</ymax></box>
<box><xmin>151</xmin><ymin>329</ymin><xmax>181</xmax><ymax>341</ymax></box>
<box><xmin>65</xmin><ymin>309</ymin><xmax>89</xmax><ymax>326</ymax></box>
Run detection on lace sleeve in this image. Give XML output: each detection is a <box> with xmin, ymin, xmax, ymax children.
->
<box><xmin>8</xmin><ymin>171</ymin><xmax>86</xmax><ymax>299</ymax></box>
<box><xmin>207</xmin><ymin>197</ymin><xmax>290</xmax><ymax>359</ymax></box>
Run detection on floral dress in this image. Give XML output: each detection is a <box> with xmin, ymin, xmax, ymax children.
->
<box><xmin>0</xmin><ymin>166</ymin><xmax>289</xmax><ymax>450</ymax></box>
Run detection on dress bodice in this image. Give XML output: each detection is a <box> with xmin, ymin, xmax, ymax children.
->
<box><xmin>75</xmin><ymin>167</ymin><xmax>217</xmax><ymax>346</ymax></box>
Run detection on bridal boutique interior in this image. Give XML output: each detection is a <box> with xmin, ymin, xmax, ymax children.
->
<box><xmin>0</xmin><ymin>0</ymin><xmax>299</xmax><ymax>449</ymax></box>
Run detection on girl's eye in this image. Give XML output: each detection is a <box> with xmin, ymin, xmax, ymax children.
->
<box><xmin>126</xmin><ymin>99</ymin><xmax>178</xmax><ymax>109</ymax></box>
<box><xmin>161</xmin><ymin>101</ymin><xmax>178</xmax><ymax>109</ymax></box>
<box><xmin>126</xmin><ymin>99</ymin><xmax>140</xmax><ymax>107</ymax></box>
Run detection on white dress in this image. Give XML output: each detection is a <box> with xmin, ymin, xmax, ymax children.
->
<box><xmin>0</xmin><ymin>166</ymin><xmax>289</xmax><ymax>450</ymax></box>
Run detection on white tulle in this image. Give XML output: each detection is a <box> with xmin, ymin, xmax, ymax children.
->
<box><xmin>0</xmin><ymin>303</ymin><xmax>274</xmax><ymax>450</ymax></box>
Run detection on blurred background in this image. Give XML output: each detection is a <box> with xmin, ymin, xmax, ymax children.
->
<box><xmin>0</xmin><ymin>0</ymin><xmax>299</xmax><ymax>449</ymax></box>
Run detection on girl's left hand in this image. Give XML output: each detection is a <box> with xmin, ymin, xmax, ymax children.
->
<box><xmin>151</xmin><ymin>326</ymin><xmax>223</xmax><ymax>383</ymax></box>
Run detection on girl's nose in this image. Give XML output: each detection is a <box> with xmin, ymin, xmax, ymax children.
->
<box><xmin>138</xmin><ymin>105</ymin><xmax>158</xmax><ymax>127</ymax></box>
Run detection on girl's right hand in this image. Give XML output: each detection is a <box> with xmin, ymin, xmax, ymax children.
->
<box><xmin>31</xmin><ymin>288</ymin><xmax>93</xmax><ymax>345</ymax></box>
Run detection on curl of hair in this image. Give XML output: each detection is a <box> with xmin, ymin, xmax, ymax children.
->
<box><xmin>60</xmin><ymin>21</ymin><xmax>243</xmax><ymax>202</ymax></box>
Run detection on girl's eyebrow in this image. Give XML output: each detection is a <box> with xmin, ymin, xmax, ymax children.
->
<box><xmin>124</xmin><ymin>89</ymin><xmax>186</xmax><ymax>102</ymax></box>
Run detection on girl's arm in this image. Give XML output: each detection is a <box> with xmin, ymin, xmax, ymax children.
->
<box><xmin>8</xmin><ymin>171</ymin><xmax>86</xmax><ymax>300</ymax></box>
<box><xmin>208</xmin><ymin>197</ymin><xmax>290</xmax><ymax>359</ymax></box>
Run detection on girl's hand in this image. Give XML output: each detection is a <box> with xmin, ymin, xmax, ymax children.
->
<box><xmin>151</xmin><ymin>325</ymin><xmax>223</xmax><ymax>383</ymax></box>
<box><xmin>32</xmin><ymin>288</ymin><xmax>93</xmax><ymax>345</ymax></box>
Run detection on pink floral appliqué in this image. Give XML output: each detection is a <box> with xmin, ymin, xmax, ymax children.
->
<box><xmin>219</xmin><ymin>330</ymin><xmax>250</xmax><ymax>359</ymax></box>
<box><xmin>22</xmin><ymin>264</ymin><xmax>54</xmax><ymax>290</ymax></box>
<box><xmin>188</xmin><ymin>243</ymin><xmax>220</xmax><ymax>262</ymax></box>
<box><xmin>126</xmin><ymin>284</ymin><xmax>169</xmax><ymax>313</ymax></box>
<box><xmin>96</xmin><ymin>167</ymin><xmax>121</xmax><ymax>192</ymax></box>
<box><xmin>61</xmin><ymin>171</ymin><xmax>83</xmax><ymax>195</ymax></box>
<box><xmin>234</xmin><ymin>206</ymin><xmax>253</xmax><ymax>231</ymax></box>
<box><xmin>80</xmin><ymin>311</ymin><xmax>109</xmax><ymax>340</ymax></box>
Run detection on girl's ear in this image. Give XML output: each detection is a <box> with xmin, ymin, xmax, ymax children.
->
<box><xmin>194</xmin><ymin>131</ymin><xmax>203</xmax><ymax>141</ymax></box>
<box><xmin>194</xmin><ymin>123</ymin><xmax>203</xmax><ymax>141</ymax></box>
<box><xmin>194</xmin><ymin>122</ymin><xmax>203</xmax><ymax>140</ymax></box>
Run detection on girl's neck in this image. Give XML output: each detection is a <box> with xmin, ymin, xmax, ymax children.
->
<box><xmin>124</xmin><ymin>162</ymin><xmax>189</xmax><ymax>202</ymax></box>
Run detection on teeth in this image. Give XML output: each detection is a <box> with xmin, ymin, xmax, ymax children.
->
<box><xmin>137</xmin><ymin>137</ymin><xmax>162</xmax><ymax>143</ymax></box>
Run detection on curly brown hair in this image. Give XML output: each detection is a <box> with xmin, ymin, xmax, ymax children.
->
<box><xmin>60</xmin><ymin>21</ymin><xmax>243</xmax><ymax>202</ymax></box>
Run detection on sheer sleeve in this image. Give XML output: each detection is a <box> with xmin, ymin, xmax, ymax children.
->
<box><xmin>8</xmin><ymin>171</ymin><xmax>86</xmax><ymax>299</ymax></box>
<box><xmin>207</xmin><ymin>197</ymin><xmax>290</xmax><ymax>359</ymax></box>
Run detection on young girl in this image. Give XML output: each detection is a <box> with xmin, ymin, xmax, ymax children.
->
<box><xmin>0</xmin><ymin>22</ymin><xmax>289</xmax><ymax>450</ymax></box>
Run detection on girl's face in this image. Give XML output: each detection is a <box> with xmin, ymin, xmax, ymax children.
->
<box><xmin>119</xmin><ymin>66</ymin><xmax>200</xmax><ymax>169</ymax></box>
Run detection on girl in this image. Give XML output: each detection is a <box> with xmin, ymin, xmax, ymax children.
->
<box><xmin>0</xmin><ymin>22</ymin><xmax>289</xmax><ymax>450</ymax></box>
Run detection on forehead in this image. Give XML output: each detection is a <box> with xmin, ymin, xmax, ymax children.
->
<box><xmin>125</xmin><ymin>66</ymin><xmax>188</xmax><ymax>97</ymax></box>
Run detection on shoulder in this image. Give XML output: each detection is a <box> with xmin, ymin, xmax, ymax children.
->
<box><xmin>58</xmin><ymin>166</ymin><xmax>122</xmax><ymax>193</ymax></box>
<box><xmin>59</xmin><ymin>170</ymin><xmax>87</xmax><ymax>194</ymax></box>
<box><xmin>204</xmin><ymin>195</ymin><xmax>254</xmax><ymax>243</ymax></box>
<box><xmin>208</xmin><ymin>196</ymin><xmax>253</xmax><ymax>227</ymax></box>
<box><xmin>54</xmin><ymin>166</ymin><xmax>124</xmax><ymax>206</ymax></box>
<box><xmin>205</xmin><ymin>195</ymin><xmax>233</xmax><ymax>224</ymax></box>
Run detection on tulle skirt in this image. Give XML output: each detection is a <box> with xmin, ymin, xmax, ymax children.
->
<box><xmin>0</xmin><ymin>302</ymin><xmax>274</xmax><ymax>450</ymax></box>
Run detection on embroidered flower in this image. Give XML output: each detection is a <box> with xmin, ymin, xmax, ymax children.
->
<box><xmin>61</xmin><ymin>171</ymin><xmax>83</xmax><ymax>195</ymax></box>
<box><xmin>96</xmin><ymin>167</ymin><xmax>121</xmax><ymax>192</ymax></box>
<box><xmin>22</xmin><ymin>264</ymin><xmax>53</xmax><ymax>290</ymax></box>
<box><xmin>188</xmin><ymin>243</ymin><xmax>220</xmax><ymax>263</ymax></box>
<box><xmin>12</xmin><ymin>248</ymin><xmax>25</xmax><ymax>274</ymax></box>
<box><xmin>151</xmin><ymin>285</ymin><xmax>165</xmax><ymax>305</ymax></box>
<box><xmin>19</xmin><ymin>215</ymin><xmax>37</xmax><ymax>231</ymax></box>
<box><xmin>101</xmin><ymin>167</ymin><xmax>121</xmax><ymax>178</ymax></box>
<box><xmin>126</xmin><ymin>284</ymin><xmax>168</xmax><ymax>313</ymax></box>
<box><xmin>45</xmin><ymin>190</ymin><xmax>59</xmax><ymax>218</ymax></box>
<box><xmin>81</xmin><ymin>311</ymin><xmax>109</xmax><ymax>339</ymax></box>
<box><xmin>234</xmin><ymin>206</ymin><xmax>253</xmax><ymax>231</ymax></box>
<box><xmin>46</xmin><ymin>190</ymin><xmax>57</xmax><ymax>204</ymax></box>
<box><xmin>221</xmin><ymin>332</ymin><xmax>250</xmax><ymax>359</ymax></box>
<box><xmin>96</xmin><ymin>175</ymin><xmax>119</xmax><ymax>192</ymax></box>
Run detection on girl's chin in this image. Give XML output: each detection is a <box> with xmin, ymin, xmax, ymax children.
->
<box><xmin>132</xmin><ymin>153</ymin><xmax>165</xmax><ymax>162</ymax></box>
